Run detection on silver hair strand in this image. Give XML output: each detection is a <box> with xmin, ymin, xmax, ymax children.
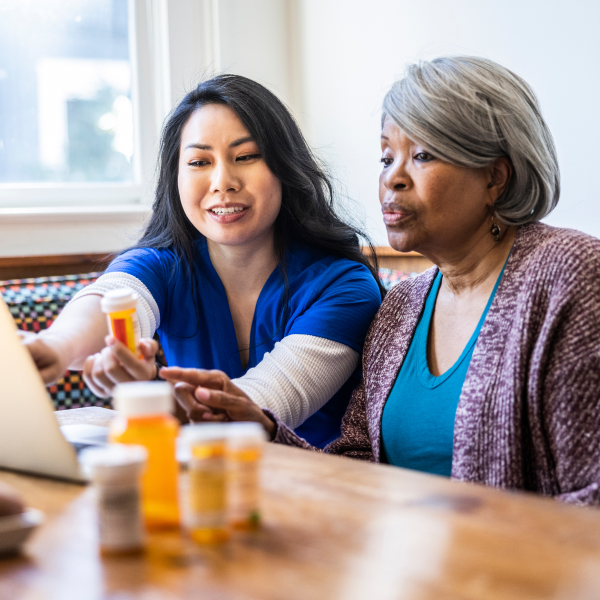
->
<box><xmin>382</xmin><ymin>56</ymin><xmax>560</xmax><ymax>225</ymax></box>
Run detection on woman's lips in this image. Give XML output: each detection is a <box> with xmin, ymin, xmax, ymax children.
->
<box><xmin>382</xmin><ymin>211</ymin><xmax>409</xmax><ymax>226</ymax></box>
<box><xmin>207</xmin><ymin>207</ymin><xmax>249</xmax><ymax>224</ymax></box>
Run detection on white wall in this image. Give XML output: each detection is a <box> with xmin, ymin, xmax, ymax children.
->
<box><xmin>292</xmin><ymin>0</ymin><xmax>600</xmax><ymax>245</ymax></box>
<box><xmin>4</xmin><ymin>0</ymin><xmax>600</xmax><ymax>257</ymax></box>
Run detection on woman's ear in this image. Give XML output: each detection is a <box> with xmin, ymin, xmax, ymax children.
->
<box><xmin>485</xmin><ymin>157</ymin><xmax>513</xmax><ymax>204</ymax></box>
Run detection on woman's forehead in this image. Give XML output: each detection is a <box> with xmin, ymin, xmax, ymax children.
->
<box><xmin>381</xmin><ymin>118</ymin><xmax>413</xmax><ymax>145</ymax></box>
<box><xmin>181</xmin><ymin>104</ymin><xmax>252</xmax><ymax>147</ymax></box>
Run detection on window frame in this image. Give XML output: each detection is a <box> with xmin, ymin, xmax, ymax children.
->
<box><xmin>0</xmin><ymin>0</ymin><xmax>172</xmax><ymax>212</ymax></box>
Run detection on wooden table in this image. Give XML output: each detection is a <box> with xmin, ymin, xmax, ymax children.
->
<box><xmin>1</xmin><ymin>409</ymin><xmax>600</xmax><ymax>599</ymax></box>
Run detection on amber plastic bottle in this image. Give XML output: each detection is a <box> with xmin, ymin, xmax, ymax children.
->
<box><xmin>226</xmin><ymin>422</ymin><xmax>266</xmax><ymax>530</ymax></box>
<box><xmin>100</xmin><ymin>288</ymin><xmax>141</xmax><ymax>357</ymax></box>
<box><xmin>109</xmin><ymin>381</ymin><xmax>180</xmax><ymax>530</ymax></box>
<box><xmin>180</xmin><ymin>424</ymin><xmax>229</xmax><ymax>544</ymax></box>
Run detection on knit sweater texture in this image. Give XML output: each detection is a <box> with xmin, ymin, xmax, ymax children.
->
<box><xmin>272</xmin><ymin>222</ymin><xmax>600</xmax><ymax>506</ymax></box>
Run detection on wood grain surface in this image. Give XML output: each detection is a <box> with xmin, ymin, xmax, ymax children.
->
<box><xmin>1</xmin><ymin>412</ymin><xmax>600</xmax><ymax>600</ymax></box>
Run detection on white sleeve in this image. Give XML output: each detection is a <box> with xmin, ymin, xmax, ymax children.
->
<box><xmin>69</xmin><ymin>272</ymin><xmax>160</xmax><ymax>339</ymax></box>
<box><xmin>232</xmin><ymin>334</ymin><xmax>359</xmax><ymax>430</ymax></box>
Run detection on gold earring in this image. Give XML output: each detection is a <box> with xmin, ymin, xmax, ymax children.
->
<box><xmin>490</xmin><ymin>215</ymin><xmax>501</xmax><ymax>242</ymax></box>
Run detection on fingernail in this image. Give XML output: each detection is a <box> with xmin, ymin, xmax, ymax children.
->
<box><xmin>202</xmin><ymin>412</ymin><xmax>212</xmax><ymax>420</ymax></box>
<box><xmin>196</xmin><ymin>387</ymin><xmax>209</xmax><ymax>401</ymax></box>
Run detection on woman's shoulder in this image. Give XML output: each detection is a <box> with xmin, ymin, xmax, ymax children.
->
<box><xmin>365</xmin><ymin>267</ymin><xmax>437</xmax><ymax>335</ymax></box>
<box><xmin>515</xmin><ymin>222</ymin><xmax>600</xmax><ymax>280</ymax></box>
<box><xmin>287</xmin><ymin>243</ymin><xmax>380</xmax><ymax>294</ymax></box>
<box><xmin>382</xmin><ymin>266</ymin><xmax>438</xmax><ymax>307</ymax></box>
<box><xmin>107</xmin><ymin>245</ymin><xmax>177</xmax><ymax>269</ymax></box>
<box><xmin>105</xmin><ymin>246</ymin><xmax>181</xmax><ymax>290</ymax></box>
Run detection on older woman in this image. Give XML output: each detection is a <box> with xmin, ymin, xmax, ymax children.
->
<box><xmin>163</xmin><ymin>56</ymin><xmax>600</xmax><ymax>506</ymax></box>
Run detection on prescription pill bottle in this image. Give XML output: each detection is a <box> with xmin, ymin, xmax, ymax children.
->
<box><xmin>226</xmin><ymin>422</ymin><xmax>267</xmax><ymax>530</ymax></box>
<box><xmin>180</xmin><ymin>424</ymin><xmax>229</xmax><ymax>544</ymax></box>
<box><xmin>100</xmin><ymin>288</ymin><xmax>141</xmax><ymax>356</ymax></box>
<box><xmin>110</xmin><ymin>381</ymin><xmax>180</xmax><ymax>530</ymax></box>
<box><xmin>80</xmin><ymin>444</ymin><xmax>147</xmax><ymax>555</ymax></box>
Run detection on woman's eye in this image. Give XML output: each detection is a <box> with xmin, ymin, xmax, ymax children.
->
<box><xmin>237</xmin><ymin>153</ymin><xmax>261</xmax><ymax>162</ymax></box>
<box><xmin>189</xmin><ymin>160</ymin><xmax>209</xmax><ymax>167</ymax></box>
<box><xmin>380</xmin><ymin>157</ymin><xmax>393</xmax><ymax>168</ymax></box>
<box><xmin>414</xmin><ymin>152</ymin><xmax>434</xmax><ymax>162</ymax></box>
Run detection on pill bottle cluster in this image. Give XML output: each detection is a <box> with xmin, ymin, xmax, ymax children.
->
<box><xmin>179</xmin><ymin>422</ymin><xmax>267</xmax><ymax>543</ymax></box>
<box><xmin>81</xmin><ymin>380</ymin><xmax>266</xmax><ymax>555</ymax></box>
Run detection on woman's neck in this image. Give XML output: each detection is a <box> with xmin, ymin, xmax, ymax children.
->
<box><xmin>427</xmin><ymin>225</ymin><xmax>519</xmax><ymax>297</ymax></box>
<box><xmin>206</xmin><ymin>232</ymin><xmax>279</xmax><ymax>298</ymax></box>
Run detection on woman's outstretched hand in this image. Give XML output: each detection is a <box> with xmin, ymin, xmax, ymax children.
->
<box><xmin>20</xmin><ymin>330</ymin><xmax>71</xmax><ymax>385</ymax></box>
<box><xmin>159</xmin><ymin>367</ymin><xmax>276</xmax><ymax>439</ymax></box>
<box><xmin>83</xmin><ymin>336</ymin><xmax>158</xmax><ymax>398</ymax></box>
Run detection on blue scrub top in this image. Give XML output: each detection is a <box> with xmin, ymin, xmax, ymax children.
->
<box><xmin>106</xmin><ymin>237</ymin><xmax>381</xmax><ymax>447</ymax></box>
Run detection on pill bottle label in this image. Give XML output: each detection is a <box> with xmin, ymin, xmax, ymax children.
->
<box><xmin>106</xmin><ymin>310</ymin><xmax>141</xmax><ymax>356</ymax></box>
<box><xmin>97</xmin><ymin>484</ymin><xmax>144</xmax><ymax>552</ymax></box>
<box><xmin>229</xmin><ymin>459</ymin><xmax>261</xmax><ymax>528</ymax></box>
<box><xmin>188</xmin><ymin>456</ymin><xmax>227</xmax><ymax>528</ymax></box>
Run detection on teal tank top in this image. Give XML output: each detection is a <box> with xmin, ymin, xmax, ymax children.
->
<box><xmin>381</xmin><ymin>262</ymin><xmax>507</xmax><ymax>476</ymax></box>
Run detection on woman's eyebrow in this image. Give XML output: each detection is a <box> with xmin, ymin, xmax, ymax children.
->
<box><xmin>184</xmin><ymin>136</ymin><xmax>254</xmax><ymax>151</ymax></box>
<box><xmin>185</xmin><ymin>143</ymin><xmax>211</xmax><ymax>150</ymax></box>
<box><xmin>229</xmin><ymin>135</ymin><xmax>254</xmax><ymax>148</ymax></box>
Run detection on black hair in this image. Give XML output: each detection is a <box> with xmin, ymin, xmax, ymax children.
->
<box><xmin>135</xmin><ymin>74</ymin><xmax>385</xmax><ymax>302</ymax></box>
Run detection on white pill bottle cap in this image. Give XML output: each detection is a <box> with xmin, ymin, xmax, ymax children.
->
<box><xmin>100</xmin><ymin>288</ymin><xmax>139</xmax><ymax>313</ymax></box>
<box><xmin>226</xmin><ymin>422</ymin><xmax>267</xmax><ymax>449</ymax></box>
<box><xmin>80</xmin><ymin>443</ymin><xmax>148</xmax><ymax>484</ymax></box>
<box><xmin>113</xmin><ymin>381</ymin><xmax>174</xmax><ymax>416</ymax></box>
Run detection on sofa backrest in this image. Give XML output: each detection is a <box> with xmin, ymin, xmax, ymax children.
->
<box><xmin>0</xmin><ymin>273</ymin><xmax>109</xmax><ymax>410</ymax></box>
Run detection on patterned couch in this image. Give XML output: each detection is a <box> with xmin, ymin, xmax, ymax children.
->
<box><xmin>0</xmin><ymin>268</ymin><xmax>414</xmax><ymax>411</ymax></box>
<box><xmin>0</xmin><ymin>273</ymin><xmax>108</xmax><ymax>410</ymax></box>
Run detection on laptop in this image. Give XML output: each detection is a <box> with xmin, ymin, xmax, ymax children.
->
<box><xmin>0</xmin><ymin>295</ymin><xmax>107</xmax><ymax>483</ymax></box>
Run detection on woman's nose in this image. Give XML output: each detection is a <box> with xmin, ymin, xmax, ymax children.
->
<box><xmin>211</xmin><ymin>162</ymin><xmax>240</xmax><ymax>193</ymax></box>
<box><xmin>382</xmin><ymin>159</ymin><xmax>410</xmax><ymax>191</ymax></box>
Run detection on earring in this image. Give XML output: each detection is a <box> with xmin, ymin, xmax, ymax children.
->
<box><xmin>490</xmin><ymin>216</ymin><xmax>501</xmax><ymax>242</ymax></box>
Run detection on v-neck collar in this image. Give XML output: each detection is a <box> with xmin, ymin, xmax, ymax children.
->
<box><xmin>195</xmin><ymin>237</ymin><xmax>285</xmax><ymax>376</ymax></box>
<box><xmin>367</xmin><ymin>228</ymin><xmax>525</xmax><ymax>462</ymax></box>
<box><xmin>417</xmin><ymin>253</ymin><xmax>511</xmax><ymax>388</ymax></box>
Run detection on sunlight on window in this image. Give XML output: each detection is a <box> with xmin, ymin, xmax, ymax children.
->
<box><xmin>0</xmin><ymin>0</ymin><xmax>134</xmax><ymax>184</ymax></box>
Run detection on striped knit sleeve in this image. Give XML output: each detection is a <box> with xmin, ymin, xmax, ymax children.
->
<box><xmin>266</xmin><ymin>377</ymin><xmax>375</xmax><ymax>462</ymax></box>
<box><xmin>232</xmin><ymin>334</ymin><xmax>358</xmax><ymax>429</ymax></box>
<box><xmin>69</xmin><ymin>272</ymin><xmax>160</xmax><ymax>339</ymax></box>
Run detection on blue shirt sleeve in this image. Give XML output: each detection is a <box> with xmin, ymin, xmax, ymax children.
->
<box><xmin>287</xmin><ymin>262</ymin><xmax>381</xmax><ymax>353</ymax></box>
<box><xmin>104</xmin><ymin>248</ymin><xmax>173</xmax><ymax>321</ymax></box>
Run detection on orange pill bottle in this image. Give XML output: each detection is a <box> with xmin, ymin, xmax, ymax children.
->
<box><xmin>109</xmin><ymin>382</ymin><xmax>180</xmax><ymax>530</ymax></box>
<box><xmin>227</xmin><ymin>423</ymin><xmax>266</xmax><ymax>530</ymax></box>
<box><xmin>180</xmin><ymin>424</ymin><xmax>229</xmax><ymax>544</ymax></box>
<box><xmin>100</xmin><ymin>288</ymin><xmax>141</xmax><ymax>356</ymax></box>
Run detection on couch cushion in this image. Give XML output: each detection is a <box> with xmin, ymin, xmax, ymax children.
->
<box><xmin>0</xmin><ymin>273</ymin><xmax>109</xmax><ymax>410</ymax></box>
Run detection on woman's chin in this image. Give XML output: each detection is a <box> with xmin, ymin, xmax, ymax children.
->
<box><xmin>386</xmin><ymin>230</ymin><xmax>415</xmax><ymax>254</ymax></box>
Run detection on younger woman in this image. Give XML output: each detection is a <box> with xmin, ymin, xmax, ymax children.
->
<box><xmin>24</xmin><ymin>75</ymin><xmax>383</xmax><ymax>448</ymax></box>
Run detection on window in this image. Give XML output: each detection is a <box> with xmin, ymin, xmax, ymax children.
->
<box><xmin>0</xmin><ymin>0</ymin><xmax>157</xmax><ymax>208</ymax></box>
<box><xmin>0</xmin><ymin>0</ymin><xmax>134</xmax><ymax>185</ymax></box>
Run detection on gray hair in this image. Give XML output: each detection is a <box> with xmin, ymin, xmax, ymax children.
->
<box><xmin>382</xmin><ymin>56</ymin><xmax>560</xmax><ymax>225</ymax></box>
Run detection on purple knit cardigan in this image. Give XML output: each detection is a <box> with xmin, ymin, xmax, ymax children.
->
<box><xmin>273</xmin><ymin>222</ymin><xmax>600</xmax><ymax>506</ymax></box>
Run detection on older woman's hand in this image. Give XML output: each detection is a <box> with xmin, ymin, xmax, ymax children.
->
<box><xmin>159</xmin><ymin>367</ymin><xmax>276</xmax><ymax>439</ymax></box>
